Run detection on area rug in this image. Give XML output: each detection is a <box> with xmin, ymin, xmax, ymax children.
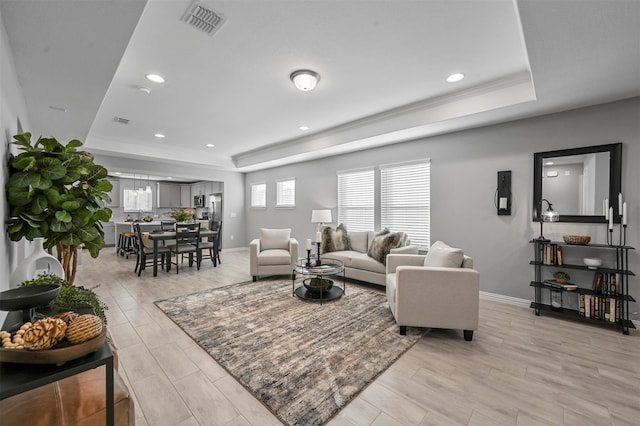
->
<box><xmin>154</xmin><ymin>279</ymin><xmax>423</xmax><ymax>425</ymax></box>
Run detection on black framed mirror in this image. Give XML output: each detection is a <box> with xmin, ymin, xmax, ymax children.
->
<box><xmin>533</xmin><ymin>143</ymin><xmax>622</xmax><ymax>223</ymax></box>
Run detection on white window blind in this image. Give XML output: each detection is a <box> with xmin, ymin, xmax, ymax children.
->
<box><xmin>381</xmin><ymin>160</ymin><xmax>430</xmax><ymax>250</ymax></box>
<box><xmin>123</xmin><ymin>188</ymin><xmax>153</xmax><ymax>212</ymax></box>
<box><xmin>337</xmin><ymin>168</ymin><xmax>374</xmax><ymax>232</ymax></box>
<box><xmin>276</xmin><ymin>178</ymin><xmax>296</xmax><ymax>207</ymax></box>
<box><xmin>251</xmin><ymin>183</ymin><xmax>266</xmax><ymax>207</ymax></box>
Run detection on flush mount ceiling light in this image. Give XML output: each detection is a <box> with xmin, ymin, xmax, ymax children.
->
<box><xmin>205</xmin><ymin>143</ymin><xmax>215</xmax><ymax>148</ymax></box>
<box><xmin>154</xmin><ymin>133</ymin><xmax>165</xmax><ymax>139</ymax></box>
<box><xmin>299</xmin><ymin>125</ymin><xmax>309</xmax><ymax>131</ymax></box>
<box><xmin>145</xmin><ymin>73</ymin><xmax>165</xmax><ymax>83</ymax></box>
<box><xmin>290</xmin><ymin>69</ymin><xmax>320</xmax><ymax>91</ymax></box>
<box><xmin>138</xmin><ymin>86</ymin><xmax>152</xmax><ymax>94</ymax></box>
<box><xmin>446</xmin><ymin>73</ymin><xmax>465</xmax><ymax>83</ymax></box>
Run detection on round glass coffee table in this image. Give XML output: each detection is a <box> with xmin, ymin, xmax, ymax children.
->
<box><xmin>293</xmin><ymin>259</ymin><xmax>345</xmax><ymax>304</ymax></box>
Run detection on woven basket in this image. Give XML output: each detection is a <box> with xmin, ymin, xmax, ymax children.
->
<box><xmin>66</xmin><ymin>314</ymin><xmax>103</xmax><ymax>344</ymax></box>
<box><xmin>563</xmin><ymin>235</ymin><xmax>591</xmax><ymax>245</ymax></box>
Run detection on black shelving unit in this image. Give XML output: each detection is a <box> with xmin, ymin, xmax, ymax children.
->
<box><xmin>530</xmin><ymin>240</ymin><xmax>636</xmax><ymax>334</ymax></box>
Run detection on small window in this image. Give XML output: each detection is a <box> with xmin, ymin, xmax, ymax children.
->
<box><xmin>123</xmin><ymin>188</ymin><xmax>153</xmax><ymax>212</ymax></box>
<box><xmin>251</xmin><ymin>182</ymin><xmax>266</xmax><ymax>208</ymax></box>
<box><xmin>276</xmin><ymin>178</ymin><xmax>296</xmax><ymax>208</ymax></box>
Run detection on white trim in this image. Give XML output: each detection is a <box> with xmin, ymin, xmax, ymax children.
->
<box><xmin>480</xmin><ymin>291</ymin><xmax>640</xmax><ymax>329</ymax></box>
<box><xmin>479</xmin><ymin>291</ymin><xmax>531</xmax><ymax>308</ymax></box>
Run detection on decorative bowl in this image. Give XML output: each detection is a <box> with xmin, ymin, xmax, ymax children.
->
<box><xmin>303</xmin><ymin>278</ymin><xmax>334</xmax><ymax>294</ymax></box>
<box><xmin>583</xmin><ymin>258</ymin><xmax>602</xmax><ymax>269</ymax></box>
<box><xmin>0</xmin><ymin>284</ymin><xmax>60</xmax><ymax>312</ymax></box>
<box><xmin>563</xmin><ymin>235</ymin><xmax>591</xmax><ymax>245</ymax></box>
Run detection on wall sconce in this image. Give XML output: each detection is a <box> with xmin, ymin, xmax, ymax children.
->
<box><xmin>536</xmin><ymin>199</ymin><xmax>560</xmax><ymax>241</ymax></box>
<box><xmin>311</xmin><ymin>209</ymin><xmax>332</xmax><ymax>232</ymax></box>
<box><xmin>495</xmin><ymin>170</ymin><xmax>511</xmax><ymax>215</ymax></box>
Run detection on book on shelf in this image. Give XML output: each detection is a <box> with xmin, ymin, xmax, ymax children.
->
<box><xmin>543</xmin><ymin>280</ymin><xmax>577</xmax><ymax>291</ymax></box>
<box><xmin>579</xmin><ymin>294</ymin><xmax>619</xmax><ymax>322</ymax></box>
<box><xmin>538</xmin><ymin>243</ymin><xmax>563</xmax><ymax>265</ymax></box>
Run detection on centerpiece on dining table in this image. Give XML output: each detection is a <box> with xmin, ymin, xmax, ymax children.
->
<box><xmin>169</xmin><ymin>208</ymin><xmax>195</xmax><ymax>223</ymax></box>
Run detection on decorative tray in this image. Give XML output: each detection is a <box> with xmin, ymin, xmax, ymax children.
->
<box><xmin>0</xmin><ymin>328</ymin><xmax>106</xmax><ymax>366</ymax></box>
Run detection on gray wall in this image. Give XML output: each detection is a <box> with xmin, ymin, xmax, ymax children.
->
<box><xmin>1</xmin><ymin>5</ymin><xmax>32</xmax><ymax>326</ymax></box>
<box><xmin>245</xmin><ymin>97</ymin><xmax>640</xmax><ymax>319</ymax></box>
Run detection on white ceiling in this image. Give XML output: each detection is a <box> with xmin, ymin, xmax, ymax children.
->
<box><xmin>2</xmin><ymin>0</ymin><xmax>639</xmax><ymax>176</ymax></box>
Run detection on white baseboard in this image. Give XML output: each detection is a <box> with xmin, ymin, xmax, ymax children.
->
<box><xmin>479</xmin><ymin>291</ymin><xmax>640</xmax><ymax>330</ymax></box>
<box><xmin>479</xmin><ymin>291</ymin><xmax>531</xmax><ymax>308</ymax></box>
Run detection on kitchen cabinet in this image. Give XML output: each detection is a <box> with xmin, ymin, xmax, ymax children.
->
<box><xmin>180</xmin><ymin>185</ymin><xmax>192</xmax><ymax>207</ymax></box>
<box><xmin>106</xmin><ymin>179</ymin><xmax>120</xmax><ymax>207</ymax></box>
<box><xmin>157</xmin><ymin>183</ymin><xmax>181</xmax><ymax>208</ymax></box>
<box><xmin>103</xmin><ymin>222</ymin><xmax>115</xmax><ymax>246</ymax></box>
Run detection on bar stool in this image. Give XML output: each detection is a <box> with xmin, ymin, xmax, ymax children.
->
<box><xmin>117</xmin><ymin>231</ymin><xmax>137</xmax><ymax>258</ymax></box>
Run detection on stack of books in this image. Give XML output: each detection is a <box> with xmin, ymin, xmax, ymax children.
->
<box><xmin>543</xmin><ymin>280</ymin><xmax>577</xmax><ymax>291</ymax></box>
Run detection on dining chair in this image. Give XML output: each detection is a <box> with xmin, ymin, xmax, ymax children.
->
<box><xmin>133</xmin><ymin>223</ymin><xmax>171</xmax><ymax>276</ymax></box>
<box><xmin>169</xmin><ymin>222</ymin><xmax>200</xmax><ymax>274</ymax></box>
<box><xmin>160</xmin><ymin>220</ymin><xmax>177</xmax><ymax>248</ymax></box>
<box><xmin>198</xmin><ymin>221</ymin><xmax>221</xmax><ymax>267</ymax></box>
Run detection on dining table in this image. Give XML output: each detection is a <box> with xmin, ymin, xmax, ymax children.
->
<box><xmin>147</xmin><ymin>229</ymin><xmax>218</xmax><ymax>276</ymax></box>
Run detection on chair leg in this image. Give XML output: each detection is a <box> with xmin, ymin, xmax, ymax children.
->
<box><xmin>253</xmin><ymin>276</ymin><xmax>257</xmax><ymax>282</ymax></box>
<box><xmin>463</xmin><ymin>330</ymin><xmax>474</xmax><ymax>341</ymax></box>
<box><xmin>399</xmin><ymin>326</ymin><xmax>407</xmax><ymax>335</ymax></box>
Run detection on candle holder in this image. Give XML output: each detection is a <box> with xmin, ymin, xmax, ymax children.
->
<box><xmin>607</xmin><ymin>227</ymin><xmax>614</xmax><ymax>246</ymax></box>
<box><xmin>305</xmin><ymin>249</ymin><xmax>312</xmax><ymax>268</ymax></box>
<box><xmin>316</xmin><ymin>242</ymin><xmax>322</xmax><ymax>266</ymax></box>
<box><xmin>623</xmin><ymin>224</ymin><xmax>627</xmax><ymax>246</ymax></box>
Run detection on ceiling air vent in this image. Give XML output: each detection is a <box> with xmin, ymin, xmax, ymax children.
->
<box><xmin>113</xmin><ymin>116</ymin><xmax>130</xmax><ymax>125</ymax></box>
<box><xmin>181</xmin><ymin>1</ymin><xmax>225</xmax><ymax>36</ymax></box>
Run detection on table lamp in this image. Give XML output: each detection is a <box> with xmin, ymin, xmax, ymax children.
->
<box><xmin>536</xmin><ymin>199</ymin><xmax>559</xmax><ymax>242</ymax></box>
<box><xmin>311</xmin><ymin>209</ymin><xmax>332</xmax><ymax>232</ymax></box>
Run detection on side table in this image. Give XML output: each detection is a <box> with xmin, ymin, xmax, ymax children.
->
<box><xmin>0</xmin><ymin>311</ymin><xmax>115</xmax><ymax>426</ymax></box>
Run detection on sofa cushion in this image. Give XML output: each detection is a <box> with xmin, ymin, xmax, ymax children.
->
<box><xmin>351</xmin><ymin>251</ymin><xmax>387</xmax><ymax>274</ymax></box>
<box><xmin>367</xmin><ymin>230</ymin><xmax>400</xmax><ymax>265</ymax></box>
<box><xmin>259</xmin><ymin>228</ymin><xmax>291</xmax><ymax>251</ymax></box>
<box><xmin>321</xmin><ymin>250</ymin><xmax>354</xmax><ymax>267</ymax></box>
<box><xmin>348</xmin><ymin>231</ymin><xmax>370</xmax><ymax>254</ymax></box>
<box><xmin>424</xmin><ymin>240</ymin><xmax>464</xmax><ymax>268</ymax></box>
<box><xmin>257</xmin><ymin>249</ymin><xmax>292</xmax><ymax>266</ymax></box>
<box><xmin>321</xmin><ymin>224</ymin><xmax>350</xmax><ymax>253</ymax></box>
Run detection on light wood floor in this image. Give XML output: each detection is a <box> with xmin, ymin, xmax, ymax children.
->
<box><xmin>78</xmin><ymin>248</ymin><xmax>640</xmax><ymax>426</ymax></box>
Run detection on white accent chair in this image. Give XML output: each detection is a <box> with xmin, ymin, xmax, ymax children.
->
<box><xmin>385</xmin><ymin>241</ymin><xmax>480</xmax><ymax>341</ymax></box>
<box><xmin>250</xmin><ymin>228</ymin><xmax>299</xmax><ymax>281</ymax></box>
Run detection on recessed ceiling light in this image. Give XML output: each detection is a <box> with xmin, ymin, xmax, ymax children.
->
<box><xmin>205</xmin><ymin>143</ymin><xmax>215</xmax><ymax>148</ymax></box>
<box><xmin>146</xmin><ymin>73</ymin><xmax>165</xmax><ymax>83</ymax></box>
<box><xmin>299</xmin><ymin>125</ymin><xmax>309</xmax><ymax>131</ymax></box>
<box><xmin>154</xmin><ymin>133</ymin><xmax>165</xmax><ymax>139</ymax></box>
<box><xmin>446</xmin><ymin>73</ymin><xmax>465</xmax><ymax>83</ymax></box>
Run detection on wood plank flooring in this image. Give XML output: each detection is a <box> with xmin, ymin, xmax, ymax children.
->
<box><xmin>77</xmin><ymin>249</ymin><xmax>640</xmax><ymax>426</ymax></box>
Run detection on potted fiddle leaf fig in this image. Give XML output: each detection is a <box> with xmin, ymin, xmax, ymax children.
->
<box><xmin>5</xmin><ymin>133</ymin><xmax>113</xmax><ymax>284</ymax></box>
<box><xmin>169</xmin><ymin>208</ymin><xmax>194</xmax><ymax>223</ymax></box>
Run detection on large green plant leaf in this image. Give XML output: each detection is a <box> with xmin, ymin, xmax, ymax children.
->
<box><xmin>6</xmin><ymin>186</ymin><xmax>32</xmax><ymax>205</ymax></box>
<box><xmin>12</xmin><ymin>156</ymin><xmax>37</xmax><ymax>171</ymax></box>
<box><xmin>42</xmin><ymin>164</ymin><xmax>67</xmax><ymax>180</ymax></box>
<box><xmin>61</xmin><ymin>200</ymin><xmax>81</xmax><ymax>211</ymax></box>
<box><xmin>38</xmin><ymin>137</ymin><xmax>62</xmax><ymax>152</ymax></box>
<box><xmin>30</xmin><ymin>194</ymin><xmax>48</xmax><ymax>214</ymax></box>
<box><xmin>55</xmin><ymin>210</ymin><xmax>72</xmax><ymax>223</ymax></box>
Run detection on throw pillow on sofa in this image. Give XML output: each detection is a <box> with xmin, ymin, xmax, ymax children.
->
<box><xmin>259</xmin><ymin>228</ymin><xmax>291</xmax><ymax>251</ymax></box>
<box><xmin>424</xmin><ymin>240</ymin><xmax>464</xmax><ymax>267</ymax></box>
<box><xmin>321</xmin><ymin>223</ymin><xmax>350</xmax><ymax>253</ymax></box>
<box><xmin>367</xmin><ymin>229</ymin><xmax>400</xmax><ymax>265</ymax></box>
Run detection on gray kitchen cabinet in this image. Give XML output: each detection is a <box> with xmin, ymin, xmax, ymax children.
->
<box><xmin>180</xmin><ymin>184</ymin><xmax>192</xmax><ymax>207</ymax></box>
<box><xmin>103</xmin><ymin>222</ymin><xmax>116</xmax><ymax>246</ymax></box>
<box><xmin>157</xmin><ymin>182</ymin><xmax>181</xmax><ymax>208</ymax></box>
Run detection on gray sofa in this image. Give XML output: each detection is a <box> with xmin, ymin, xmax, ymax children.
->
<box><xmin>321</xmin><ymin>230</ymin><xmax>418</xmax><ymax>286</ymax></box>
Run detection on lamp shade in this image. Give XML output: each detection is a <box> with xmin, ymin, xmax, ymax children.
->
<box><xmin>311</xmin><ymin>209</ymin><xmax>332</xmax><ymax>223</ymax></box>
<box><xmin>290</xmin><ymin>69</ymin><xmax>320</xmax><ymax>91</ymax></box>
<box><xmin>541</xmin><ymin>199</ymin><xmax>559</xmax><ymax>222</ymax></box>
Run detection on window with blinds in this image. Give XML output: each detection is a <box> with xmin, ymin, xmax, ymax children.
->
<box><xmin>381</xmin><ymin>160</ymin><xmax>430</xmax><ymax>250</ymax></box>
<box><xmin>276</xmin><ymin>178</ymin><xmax>296</xmax><ymax>207</ymax></box>
<box><xmin>337</xmin><ymin>168</ymin><xmax>374</xmax><ymax>232</ymax></box>
<box><xmin>251</xmin><ymin>182</ymin><xmax>266</xmax><ymax>208</ymax></box>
